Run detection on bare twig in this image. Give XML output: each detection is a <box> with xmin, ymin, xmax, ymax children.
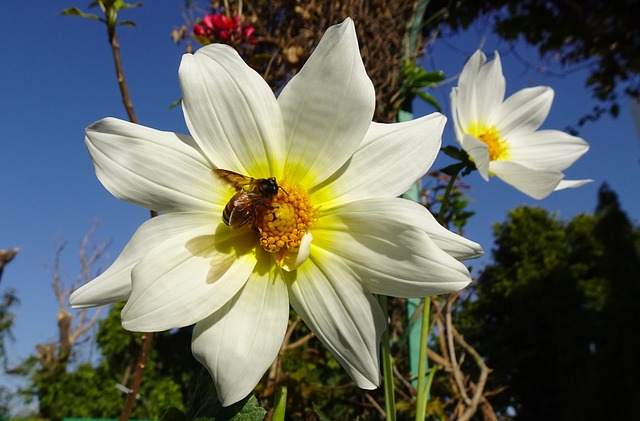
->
<box><xmin>119</xmin><ymin>332</ymin><xmax>154</xmax><ymax>421</ymax></box>
<box><xmin>34</xmin><ymin>223</ymin><xmax>109</xmax><ymax>375</ymax></box>
<box><xmin>265</xmin><ymin>316</ymin><xmax>316</xmax><ymax>398</ymax></box>
<box><xmin>364</xmin><ymin>392</ymin><xmax>386</xmax><ymax>418</ymax></box>
<box><xmin>446</xmin><ymin>294</ymin><xmax>471</xmax><ymax>406</ymax></box>
<box><xmin>423</xmin><ymin>293</ymin><xmax>502</xmax><ymax>420</ymax></box>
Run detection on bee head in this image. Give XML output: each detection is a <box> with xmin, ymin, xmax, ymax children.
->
<box><xmin>261</xmin><ymin>177</ymin><xmax>280</xmax><ymax>198</ymax></box>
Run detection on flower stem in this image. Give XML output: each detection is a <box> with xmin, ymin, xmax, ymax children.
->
<box><xmin>109</xmin><ymin>30</ymin><xmax>138</xmax><ymax>124</ymax></box>
<box><xmin>379</xmin><ymin>295</ymin><xmax>397</xmax><ymax>421</ymax></box>
<box><xmin>414</xmin><ymin>298</ymin><xmax>431</xmax><ymax>420</ymax></box>
<box><xmin>105</xmin><ymin>20</ymin><xmax>156</xmax><ymax>421</ymax></box>
<box><xmin>437</xmin><ymin>168</ymin><xmax>460</xmax><ymax>225</ymax></box>
<box><xmin>272</xmin><ymin>386</ymin><xmax>287</xmax><ymax>421</ymax></box>
<box><xmin>416</xmin><ymin>167</ymin><xmax>461</xmax><ymax>420</ymax></box>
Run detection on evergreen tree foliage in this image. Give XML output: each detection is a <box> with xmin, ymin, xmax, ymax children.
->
<box><xmin>461</xmin><ymin>184</ymin><xmax>640</xmax><ymax>420</ymax></box>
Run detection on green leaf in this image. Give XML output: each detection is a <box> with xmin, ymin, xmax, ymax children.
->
<box><xmin>169</xmin><ymin>98</ymin><xmax>183</xmax><ymax>110</ymax></box>
<box><xmin>60</xmin><ymin>7</ymin><xmax>100</xmax><ymax>20</ymax></box>
<box><xmin>416</xmin><ymin>91</ymin><xmax>442</xmax><ymax>112</ymax></box>
<box><xmin>186</xmin><ymin>371</ymin><xmax>266</xmax><ymax>421</ymax></box>
<box><xmin>118</xmin><ymin>1</ymin><xmax>143</xmax><ymax>9</ymax></box>
<box><xmin>118</xmin><ymin>19</ymin><xmax>137</xmax><ymax>27</ymax></box>
<box><xmin>441</xmin><ymin>145</ymin><xmax>465</xmax><ymax>160</ymax></box>
<box><xmin>441</xmin><ymin>162</ymin><xmax>466</xmax><ymax>176</ymax></box>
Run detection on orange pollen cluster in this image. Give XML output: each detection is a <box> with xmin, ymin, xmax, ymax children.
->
<box><xmin>478</xmin><ymin>126</ymin><xmax>509</xmax><ymax>161</ymax></box>
<box><xmin>256</xmin><ymin>181</ymin><xmax>315</xmax><ymax>254</ymax></box>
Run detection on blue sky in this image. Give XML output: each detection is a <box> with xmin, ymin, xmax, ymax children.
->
<box><xmin>2</xmin><ymin>1</ymin><xmax>639</xmax><ymax>399</ymax></box>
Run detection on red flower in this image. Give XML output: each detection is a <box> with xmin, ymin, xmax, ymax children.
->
<box><xmin>194</xmin><ymin>13</ymin><xmax>256</xmax><ymax>45</ymax></box>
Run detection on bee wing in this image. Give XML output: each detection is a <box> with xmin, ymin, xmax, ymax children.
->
<box><xmin>212</xmin><ymin>169</ymin><xmax>253</xmax><ymax>191</ymax></box>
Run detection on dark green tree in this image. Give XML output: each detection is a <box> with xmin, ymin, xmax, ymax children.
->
<box><xmin>461</xmin><ymin>185</ymin><xmax>640</xmax><ymax>420</ymax></box>
<box><xmin>591</xmin><ymin>184</ymin><xmax>640</xmax><ymax>419</ymax></box>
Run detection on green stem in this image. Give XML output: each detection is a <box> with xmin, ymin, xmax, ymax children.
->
<box><xmin>414</xmin><ymin>298</ymin><xmax>430</xmax><ymax>420</ymax></box>
<box><xmin>379</xmin><ymin>295</ymin><xmax>396</xmax><ymax>421</ymax></box>
<box><xmin>437</xmin><ymin>168</ymin><xmax>460</xmax><ymax>225</ymax></box>
<box><xmin>416</xmin><ymin>167</ymin><xmax>461</xmax><ymax>421</ymax></box>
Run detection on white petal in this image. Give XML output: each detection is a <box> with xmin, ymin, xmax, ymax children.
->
<box><xmin>277</xmin><ymin>18</ymin><xmax>375</xmax><ymax>187</ymax></box>
<box><xmin>310</xmin><ymin>114</ymin><xmax>446</xmax><ymax>206</ymax></box>
<box><xmin>192</xmin><ymin>255</ymin><xmax>289</xmax><ymax>406</ymax></box>
<box><xmin>489</xmin><ymin>160</ymin><xmax>564</xmax><ymax>199</ymax></box>
<box><xmin>450</xmin><ymin>87</ymin><xmax>464</xmax><ymax>140</ymax></box>
<box><xmin>555</xmin><ymin>179</ymin><xmax>593</xmax><ymax>190</ymax></box>
<box><xmin>281</xmin><ymin>232</ymin><xmax>312</xmax><ymax>272</ymax></box>
<box><xmin>179</xmin><ymin>44</ymin><xmax>285</xmax><ymax>178</ymax></box>
<box><xmin>325</xmin><ymin>198</ymin><xmax>482</xmax><ymax>261</ymax></box>
<box><xmin>507</xmin><ymin>130</ymin><xmax>589</xmax><ymax>171</ymax></box>
<box><xmin>312</xmin><ymin>201</ymin><xmax>472</xmax><ymax>297</ymax></box>
<box><xmin>70</xmin><ymin>213</ymin><xmax>214</xmax><ymax>308</ymax></box>
<box><xmin>455</xmin><ymin>51</ymin><xmax>488</xmax><ymax>133</ymax></box>
<box><xmin>472</xmin><ymin>51</ymin><xmax>506</xmax><ymax>124</ymax></box>
<box><xmin>86</xmin><ymin>118</ymin><xmax>221</xmax><ymax>213</ymax></box>
<box><xmin>458</xmin><ymin>50</ymin><xmax>487</xmax><ymax>87</ymax></box>
<box><xmin>460</xmin><ymin>134</ymin><xmax>490</xmax><ymax>180</ymax></box>
<box><xmin>497</xmin><ymin>87</ymin><xmax>553</xmax><ymax>137</ymax></box>
<box><xmin>285</xmin><ymin>250</ymin><xmax>385</xmax><ymax>388</ymax></box>
<box><xmin>454</xmin><ymin>50</ymin><xmax>505</xmax><ymax>133</ymax></box>
<box><xmin>121</xmin><ymin>218</ymin><xmax>258</xmax><ymax>331</ymax></box>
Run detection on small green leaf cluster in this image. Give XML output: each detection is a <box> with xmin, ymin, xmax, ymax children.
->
<box><xmin>61</xmin><ymin>0</ymin><xmax>142</xmax><ymax>33</ymax></box>
<box><xmin>401</xmin><ymin>60</ymin><xmax>445</xmax><ymax>112</ymax></box>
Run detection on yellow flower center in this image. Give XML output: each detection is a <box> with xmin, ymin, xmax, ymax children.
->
<box><xmin>256</xmin><ymin>181</ymin><xmax>315</xmax><ymax>254</ymax></box>
<box><xmin>468</xmin><ymin>123</ymin><xmax>509</xmax><ymax>161</ymax></box>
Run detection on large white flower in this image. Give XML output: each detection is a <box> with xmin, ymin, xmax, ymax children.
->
<box><xmin>451</xmin><ymin>50</ymin><xmax>591</xmax><ymax>199</ymax></box>
<box><xmin>70</xmin><ymin>18</ymin><xmax>482</xmax><ymax>406</ymax></box>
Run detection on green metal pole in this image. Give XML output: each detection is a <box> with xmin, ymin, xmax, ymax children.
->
<box><xmin>401</xmin><ymin>0</ymin><xmax>431</xmax><ymax>390</ymax></box>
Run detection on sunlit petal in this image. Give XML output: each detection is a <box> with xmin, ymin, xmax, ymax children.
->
<box><xmin>286</xmin><ymin>250</ymin><xmax>385</xmax><ymax>388</ymax></box>
<box><xmin>86</xmin><ymin>118</ymin><xmax>222</xmax><ymax>213</ymax></box>
<box><xmin>312</xmin><ymin>201</ymin><xmax>473</xmax><ymax>297</ymax></box>
<box><xmin>122</xmin><ymin>221</ymin><xmax>257</xmax><ymax>332</ymax></box>
<box><xmin>310</xmin><ymin>114</ymin><xmax>445</xmax><ymax>206</ymax></box>
<box><xmin>507</xmin><ymin>130</ymin><xmax>589</xmax><ymax>171</ymax></box>
<box><xmin>192</xmin><ymin>254</ymin><xmax>289</xmax><ymax>406</ymax></box>
<box><xmin>70</xmin><ymin>213</ymin><xmax>218</xmax><ymax>308</ymax></box>
<box><xmin>489</xmin><ymin>160</ymin><xmax>564</xmax><ymax>199</ymax></box>
<box><xmin>320</xmin><ymin>198</ymin><xmax>482</xmax><ymax>261</ymax></box>
<box><xmin>278</xmin><ymin>18</ymin><xmax>375</xmax><ymax>187</ymax></box>
<box><xmin>472</xmin><ymin>50</ymin><xmax>505</xmax><ymax>124</ymax></box>
<box><xmin>281</xmin><ymin>232</ymin><xmax>312</xmax><ymax>272</ymax></box>
<box><xmin>461</xmin><ymin>134</ymin><xmax>490</xmax><ymax>180</ymax></box>
<box><xmin>179</xmin><ymin>44</ymin><xmax>285</xmax><ymax>178</ymax></box>
<box><xmin>497</xmin><ymin>87</ymin><xmax>553</xmax><ymax>137</ymax></box>
<box><xmin>454</xmin><ymin>50</ymin><xmax>486</xmax><ymax>134</ymax></box>
<box><xmin>555</xmin><ymin>179</ymin><xmax>593</xmax><ymax>190</ymax></box>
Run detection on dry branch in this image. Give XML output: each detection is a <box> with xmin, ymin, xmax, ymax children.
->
<box><xmin>38</xmin><ymin>221</ymin><xmax>109</xmax><ymax>372</ymax></box>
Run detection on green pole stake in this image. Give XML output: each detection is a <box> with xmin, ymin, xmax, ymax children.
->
<box><xmin>401</xmin><ymin>0</ymin><xmax>431</xmax><ymax>391</ymax></box>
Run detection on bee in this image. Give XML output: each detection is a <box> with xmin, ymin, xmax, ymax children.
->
<box><xmin>213</xmin><ymin>169</ymin><xmax>281</xmax><ymax>231</ymax></box>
